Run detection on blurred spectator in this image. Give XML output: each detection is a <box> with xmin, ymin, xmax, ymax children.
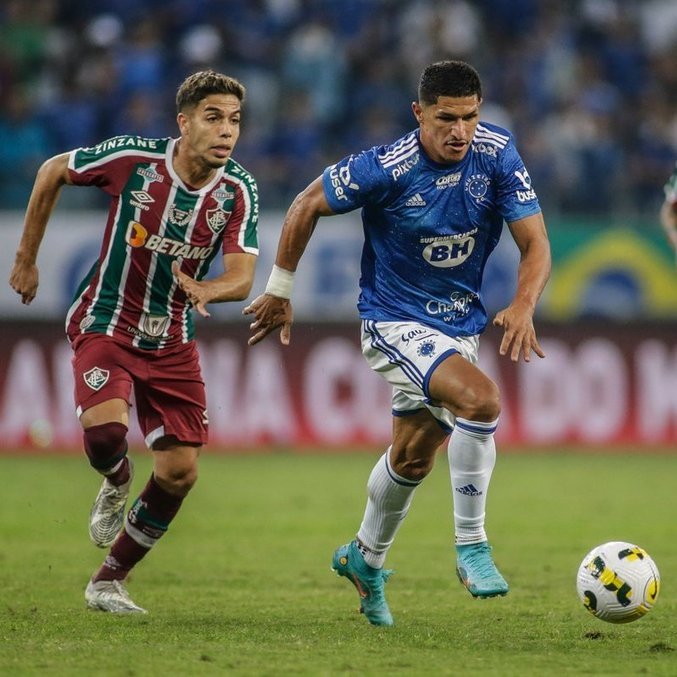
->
<box><xmin>0</xmin><ymin>89</ymin><xmax>53</xmax><ymax>208</ymax></box>
<box><xmin>0</xmin><ymin>0</ymin><xmax>674</xmax><ymax>215</ymax></box>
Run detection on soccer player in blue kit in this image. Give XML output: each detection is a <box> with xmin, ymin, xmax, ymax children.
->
<box><xmin>245</xmin><ymin>60</ymin><xmax>551</xmax><ymax>626</ymax></box>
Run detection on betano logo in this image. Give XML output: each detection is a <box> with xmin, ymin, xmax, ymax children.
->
<box><xmin>125</xmin><ymin>221</ymin><xmax>213</xmax><ymax>260</ymax></box>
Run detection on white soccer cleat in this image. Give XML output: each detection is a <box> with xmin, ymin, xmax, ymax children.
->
<box><xmin>89</xmin><ymin>458</ymin><xmax>134</xmax><ymax>548</ymax></box>
<box><xmin>85</xmin><ymin>579</ymin><xmax>147</xmax><ymax>614</ymax></box>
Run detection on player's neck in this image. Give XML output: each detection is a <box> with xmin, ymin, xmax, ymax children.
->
<box><xmin>173</xmin><ymin>139</ymin><xmax>218</xmax><ymax>190</ymax></box>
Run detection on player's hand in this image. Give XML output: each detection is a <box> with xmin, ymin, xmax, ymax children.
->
<box><xmin>172</xmin><ymin>260</ymin><xmax>211</xmax><ymax>318</ymax></box>
<box><xmin>9</xmin><ymin>260</ymin><xmax>39</xmax><ymax>305</ymax></box>
<box><xmin>493</xmin><ymin>302</ymin><xmax>545</xmax><ymax>362</ymax></box>
<box><xmin>243</xmin><ymin>294</ymin><xmax>293</xmax><ymax>346</ymax></box>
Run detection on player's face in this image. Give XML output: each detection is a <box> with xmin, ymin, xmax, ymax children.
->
<box><xmin>413</xmin><ymin>95</ymin><xmax>481</xmax><ymax>164</ymax></box>
<box><xmin>177</xmin><ymin>94</ymin><xmax>241</xmax><ymax>171</ymax></box>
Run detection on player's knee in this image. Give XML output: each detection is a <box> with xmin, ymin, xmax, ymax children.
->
<box><xmin>155</xmin><ymin>464</ymin><xmax>198</xmax><ymax>497</ymax></box>
<box><xmin>83</xmin><ymin>421</ymin><xmax>128</xmax><ymax>471</ymax></box>
<box><xmin>389</xmin><ymin>447</ymin><xmax>435</xmax><ymax>482</ymax></box>
<box><xmin>457</xmin><ymin>380</ymin><xmax>501</xmax><ymax>422</ymax></box>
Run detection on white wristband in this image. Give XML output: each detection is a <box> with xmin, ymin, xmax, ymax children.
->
<box><xmin>265</xmin><ymin>265</ymin><xmax>295</xmax><ymax>299</ymax></box>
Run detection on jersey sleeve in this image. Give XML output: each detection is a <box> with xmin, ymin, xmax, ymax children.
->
<box><xmin>222</xmin><ymin>175</ymin><xmax>259</xmax><ymax>255</ymax></box>
<box><xmin>67</xmin><ymin>136</ymin><xmax>167</xmax><ymax>196</ymax></box>
<box><xmin>494</xmin><ymin>139</ymin><xmax>542</xmax><ymax>223</ymax></box>
<box><xmin>321</xmin><ymin>148</ymin><xmax>392</xmax><ymax>214</ymax></box>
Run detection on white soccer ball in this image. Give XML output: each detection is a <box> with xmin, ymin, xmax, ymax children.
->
<box><xmin>576</xmin><ymin>541</ymin><xmax>660</xmax><ymax>624</ymax></box>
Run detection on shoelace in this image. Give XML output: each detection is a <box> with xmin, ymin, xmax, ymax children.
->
<box><xmin>464</xmin><ymin>547</ymin><xmax>499</xmax><ymax>577</ymax></box>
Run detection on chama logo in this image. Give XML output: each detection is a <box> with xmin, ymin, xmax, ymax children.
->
<box><xmin>126</xmin><ymin>221</ymin><xmax>148</xmax><ymax>248</ymax></box>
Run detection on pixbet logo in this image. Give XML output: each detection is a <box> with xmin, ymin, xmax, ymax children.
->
<box><xmin>391</xmin><ymin>154</ymin><xmax>419</xmax><ymax>180</ymax></box>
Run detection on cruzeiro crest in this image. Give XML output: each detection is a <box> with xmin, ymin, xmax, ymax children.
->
<box><xmin>83</xmin><ymin>366</ymin><xmax>110</xmax><ymax>391</ymax></box>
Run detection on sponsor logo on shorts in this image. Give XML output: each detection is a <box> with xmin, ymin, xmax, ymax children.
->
<box><xmin>83</xmin><ymin>366</ymin><xmax>110</xmax><ymax>391</ymax></box>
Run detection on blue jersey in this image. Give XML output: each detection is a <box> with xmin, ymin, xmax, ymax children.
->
<box><xmin>321</xmin><ymin>123</ymin><xmax>541</xmax><ymax>336</ymax></box>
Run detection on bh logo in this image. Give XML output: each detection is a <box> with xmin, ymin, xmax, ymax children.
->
<box><xmin>423</xmin><ymin>236</ymin><xmax>475</xmax><ymax>268</ymax></box>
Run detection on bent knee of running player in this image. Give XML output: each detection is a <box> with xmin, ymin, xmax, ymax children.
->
<box><xmin>427</xmin><ymin>354</ymin><xmax>500</xmax><ymax>422</ymax></box>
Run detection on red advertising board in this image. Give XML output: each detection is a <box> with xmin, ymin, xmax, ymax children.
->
<box><xmin>0</xmin><ymin>321</ymin><xmax>675</xmax><ymax>451</ymax></box>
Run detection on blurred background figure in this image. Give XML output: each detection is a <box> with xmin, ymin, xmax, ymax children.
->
<box><xmin>0</xmin><ymin>0</ymin><xmax>673</xmax><ymax>216</ymax></box>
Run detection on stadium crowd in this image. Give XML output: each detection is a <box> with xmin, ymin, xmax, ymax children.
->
<box><xmin>0</xmin><ymin>0</ymin><xmax>675</xmax><ymax>215</ymax></box>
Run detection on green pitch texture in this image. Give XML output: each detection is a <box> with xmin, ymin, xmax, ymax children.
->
<box><xmin>1</xmin><ymin>451</ymin><xmax>676</xmax><ymax>676</ymax></box>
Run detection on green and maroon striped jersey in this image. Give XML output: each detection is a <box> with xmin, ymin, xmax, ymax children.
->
<box><xmin>65</xmin><ymin>135</ymin><xmax>259</xmax><ymax>350</ymax></box>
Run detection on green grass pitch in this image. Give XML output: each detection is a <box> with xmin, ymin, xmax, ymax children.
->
<box><xmin>1</xmin><ymin>450</ymin><xmax>676</xmax><ymax>675</ymax></box>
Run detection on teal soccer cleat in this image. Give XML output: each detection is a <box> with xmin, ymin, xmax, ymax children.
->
<box><xmin>332</xmin><ymin>541</ymin><xmax>394</xmax><ymax>626</ymax></box>
<box><xmin>456</xmin><ymin>542</ymin><xmax>509</xmax><ymax>598</ymax></box>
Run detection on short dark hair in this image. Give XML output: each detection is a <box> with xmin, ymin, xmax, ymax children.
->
<box><xmin>418</xmin><ymin>60</ymin><xmax>482</xmax><ymax>106</ymax></box>
<box><xmin>176</xmin><ymin>70</ymin><xmax>246</xmax><ymax>113</ymax></box>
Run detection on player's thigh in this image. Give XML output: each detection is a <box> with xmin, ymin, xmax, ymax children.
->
<box><xmin>80</xmin><ymin>398</ymin><xmax>130</xmax><ymax>429</ymax></box>
<box><xmin>72</xmin><ymin>334</ymin><xmax>133</xmax><ymax>426</ymax></box>
<box><xmin>427</xmin><ymin>352</ymin><xmax>500</xmax><ymax>419</ymax></box>
<box><xmin>137</xmin><ymin>343</ymin><xmax>208</xmax><ymax>449</ymax></box>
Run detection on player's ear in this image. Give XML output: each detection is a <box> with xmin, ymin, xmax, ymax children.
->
<box><xmin>412</xmin><ymin>101</ymin><xmax>423</xmax><ymax>123</ymax></box>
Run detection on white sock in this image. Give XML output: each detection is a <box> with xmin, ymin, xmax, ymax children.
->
<box><xmin>448</xmin><ymin>417</ymin><xmax>498</xmax><ymax>546</ymax></box>
<box><xmin>356</xmin><ymin>448</ymin><xmax>421</xmax><ymax>568</ymax></box>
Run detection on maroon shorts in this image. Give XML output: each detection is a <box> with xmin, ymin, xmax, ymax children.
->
<box><xmin>72</xmin><ymin>333</ymin><xmax>208</xmax><ymax>447</ymax></box>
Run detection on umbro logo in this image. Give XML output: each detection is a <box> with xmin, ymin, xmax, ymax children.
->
<box><xmin>455</xmin><ymin>483</ymin><xmax>482</xmax><ymax>496</ymax></box>
<box><xmin>405</xmin><ymin>193</ymin><xmax>426</xmax><ymax>207</ymax></box>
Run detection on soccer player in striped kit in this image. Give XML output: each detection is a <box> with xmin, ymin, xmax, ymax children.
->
<box><xmin>246</xmin><ymin>61</ymin><xmax>551</xmax><ymax>626</ymax></box>
<box><xmin>10</xmin><ymin>70</ymin><xmax>259</xmax><ymax>613</ymax></box>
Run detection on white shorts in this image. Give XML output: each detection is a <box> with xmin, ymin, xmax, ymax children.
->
<box><xmin>361</xmin><ymin>319</ymin><xmax>480</xmax><ymax>432</ymax></box>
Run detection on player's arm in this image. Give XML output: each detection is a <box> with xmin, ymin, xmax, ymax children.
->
<box><xmin>659</xmin><ymin>196</ymin><xmax>677</xmax><ymax>265</ymax></box>
<box><xmin>243</xmin><ymin>176</ymin><xmax>335</xmax><ymax>345</ymax></box>
<box><xmin>493</xmin><ymin>211</ymin><xmax>551</xmax><ymax>362</ymax></box>
<box><xmin>9</xmin><ymin>152</ymin><xmax>73</xmax><ymax>305</ymax></box>
<box><xmin>171</xmin><ymin>253</ymin><xmax>257</xmax><ymax>318</ymax></box>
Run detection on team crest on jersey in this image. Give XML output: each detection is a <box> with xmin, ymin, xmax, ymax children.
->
<box><xmin>206</xmin><ymin>208</ymin><xmax>230</xmax><ymax>233</ymax></box>
<box><xmin>168</xmin><ymin>206</ymin><xmax>193</xmax><ymax>227</ymax></box>
<box><xmin>465</xmin><ymin>174</ymin><xmax>491</xmax><ymax>201</ymax></box>
<box><xmin>83</xmin><ymin>367</ymin><xmax>109</xmax><ymax>391</ymax></box>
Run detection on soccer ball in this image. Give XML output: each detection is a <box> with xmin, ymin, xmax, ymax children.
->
<box><xmin>576</xmin><ymin>541</ymin><xmax>660</xmax><ymax>623</ymax></box>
